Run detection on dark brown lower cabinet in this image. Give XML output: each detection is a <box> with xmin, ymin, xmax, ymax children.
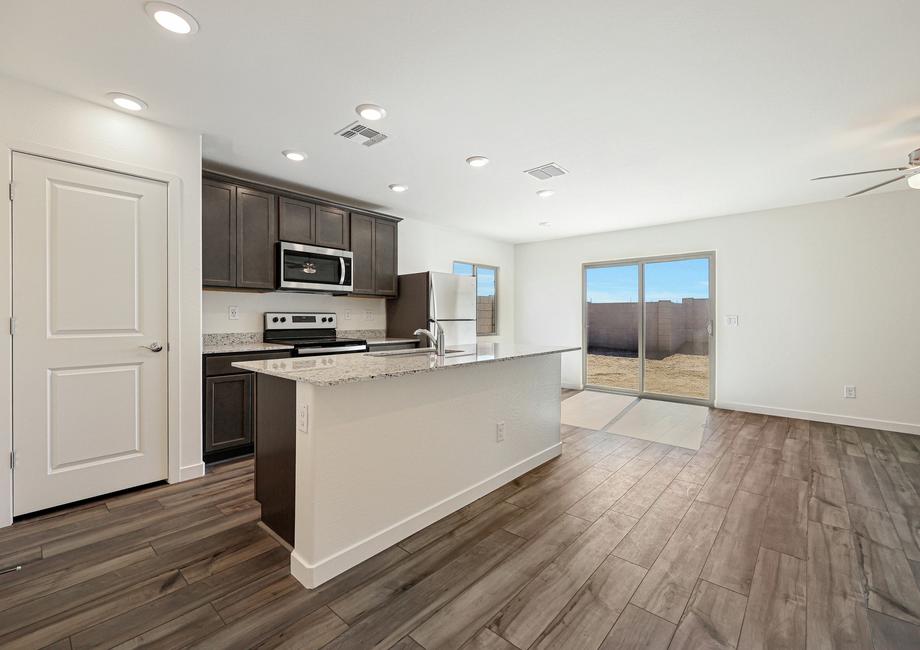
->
<box><xmin>203</xmin><ymin>350</ymin><xmax>292</xmax><ymax>463</ymax></box>
<box><xmin>205</xmin><ymin>373</ymin><xmax>253</xmax><ymax>456</ymax></box>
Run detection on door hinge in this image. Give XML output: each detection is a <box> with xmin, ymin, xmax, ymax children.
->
<box><xmin>8</xmin><ymin>182</ymin><xmax>12</xmax><ymax>202</ymax></box>
<box><xmin>8</xmin><ymin>318</ymin><xmax>15</xmax><ymax>336</ymax></box>
<box><xmin>9</xmin><ymin>451</ymin><xmax>14</xmax><ymax>470</ymax></box>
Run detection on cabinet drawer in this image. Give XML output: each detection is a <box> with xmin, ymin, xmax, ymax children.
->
<box><xmin>205</xmin><ymin>351</ymin><xmax>291</xmax><ymax>376</ymax></box>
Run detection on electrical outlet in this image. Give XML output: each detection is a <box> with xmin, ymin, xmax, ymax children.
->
<box><xmin>344</xmin><ymin>310</ymin><xmax>352</xmax><ymax>320</ymax></box>
<box><xmin>297</xmin><ymin>404</ymin><xmax>308</xmax><ymax>433</ymax></box>
<box><xmin>496</xmin><ymin>422</ymin><xmax>506</xmax><ymax>442</ymax></box>
<box><xmin>725</xmin><ymin>315</ymin><xmax>739</xmax><ymax>327</ymax></box>
<box><xmin>228</xmin><ymin>305</ymin><xmax>239</xmax><ymax>321</ymax></box>
<box><xmin>365</xmin><ymin>310</ymin><xmax>374</xmax><ymax>321</ymax></box>
<box><xmin>843</xmin><ymin>385</ymin><xmax>856</xmax><ymax>399</ymax></box>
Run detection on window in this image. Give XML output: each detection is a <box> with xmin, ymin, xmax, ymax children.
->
<box><xmin>453</xmin><ymin>261</ymin><xmax>498</xmax><ymax>336</ymax></box>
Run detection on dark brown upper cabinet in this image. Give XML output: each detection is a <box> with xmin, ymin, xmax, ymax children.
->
<box><xmin>202</xmin><ymin>179</ymin><xmax>237</xmax><ymax>287</ymax></box>
<box><xmin>278</xmin><ymin>198</ymin><xmax>349</xmax><ymax>251</ymax></box>
<box><xmin>203</xmin><ymin>176</ymin><xmax>277</xmax><ymax>290</ymax></box>
<box><xmin>315</xmin><ymin>205</ymin><xmax>350</xmax><ymax>250</ymax></box>
<box><xmin>278</xmin><ymin>196</ymin><xmax>315</xmax><ymax>245</ymax></box>
<box><xmin>350</xmin><ymin>212</ymin><xmax>398</xmax><ymax>297</ymax></box>
<box><xmin>202</xmin><ymin>170</ymin><xmax>399</xmax><ymax>293</ymax></box>
<box><xmin>236</xmin><ymin>186</ymin><xmax>277</xmax><ymax>289</ymax></box>
<box><xmin>350</xmin><ymin>213</ymin><xmax>375</xmax><ymax>294</ymax></box>
<box><xmin>374</xmin><ymin>218</ymin><xmax>398</xmax><ymax>296</ymax></box>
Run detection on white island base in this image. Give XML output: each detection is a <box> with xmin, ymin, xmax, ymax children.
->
<box><xmin>236</xmin><ymin>345</ymin><xmax>572</xmax><ymax>589</ymax></box>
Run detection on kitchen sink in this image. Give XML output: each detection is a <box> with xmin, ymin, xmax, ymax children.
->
<box><xmin>365</xmin><ymin>347</ymin><xmax>467</xmax><ymax>357</ymax></box>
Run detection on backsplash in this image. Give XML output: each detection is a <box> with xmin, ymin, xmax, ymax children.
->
<box><xmin>203</xmin><ymin>290</ymin><xmax>387</xmax><ymax>334</ymax></box>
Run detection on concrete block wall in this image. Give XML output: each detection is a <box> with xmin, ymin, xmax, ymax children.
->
<box><xmin>587</xmin><ymin>299</ymin><xmax>710</xmax><ymax>358</ymax></box>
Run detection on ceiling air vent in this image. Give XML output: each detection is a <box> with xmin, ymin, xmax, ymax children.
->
<box><xmin>334</xmin><ymin>121</ymin><xmax>388</xmax><ymax>147</ymax></box>
<box><xmin>523</xmin><ymin>162</ymin><xmax>568</xmax><ymax>180</ymax></box>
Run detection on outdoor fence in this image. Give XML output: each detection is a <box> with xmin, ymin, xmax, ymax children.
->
<box><xmin>587</xmin><ymin>298</ymin><xmax>709</xmax><ymax>359</ymax></box>
<box><xmin>477</xmin><ymin>295</ymin><xmax>496</xmax><ymax>335</ymax></box>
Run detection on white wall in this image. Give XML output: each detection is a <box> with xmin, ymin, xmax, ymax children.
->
<box><xmin>203</xmin><ymin>291</ymin><xmax>386</xmax><ymax>334</ymax></box>
<box><xmin>0</xmin><ymin>76</ymin><xmax>203</xmax><ymax>525</ymax></box>
<box><xmin>399</xmin><ymin>217</ymin><xmax>515</xmax><ymax>342</ymax></box>
<box><xmin>515</xmin><ymin>190</ymin><xmax>920</xmax><ymax>434</ymax></box>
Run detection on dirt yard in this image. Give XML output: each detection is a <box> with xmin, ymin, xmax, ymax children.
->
<box><xmin>586</xmin><ymin>353</ymin><xmax>710</xmax><ymax>399</ymax></box>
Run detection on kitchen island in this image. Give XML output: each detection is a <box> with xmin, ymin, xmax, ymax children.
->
<box><xmin>233</xmin><ymin>342</ymin><xmax>578</xmax><ymax>588</ymax></box>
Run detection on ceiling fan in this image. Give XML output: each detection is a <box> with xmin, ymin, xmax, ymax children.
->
<box><xmin>811</xmin><ymin>147</ymin><xmax>920</xmax><ymax>197</ymax></box>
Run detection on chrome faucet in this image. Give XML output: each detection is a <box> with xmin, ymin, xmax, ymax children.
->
<box><xmin>414</xmin><ymin>322</ymin><xmax>446</xmax><ymax>356</ymax></box>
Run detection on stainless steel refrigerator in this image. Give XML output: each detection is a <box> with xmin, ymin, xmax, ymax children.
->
<box><xmin>386</xmin><ymin>271</ymin><xmax>477</xmax><ymax>345</ymax></box>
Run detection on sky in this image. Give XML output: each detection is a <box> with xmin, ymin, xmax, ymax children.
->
<box><xmin>586</xmin><ymin>258</ymin><xmax>709</xmax><ymax>303</ymax></box>
<box><xmin>453</xmin><ymin>262</ymin><xmax>496</xmax><ymax>296</ymax></box>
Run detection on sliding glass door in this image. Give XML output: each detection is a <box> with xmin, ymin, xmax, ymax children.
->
<box><xmin>584</xmin><ymin>253</ymin><xmax>714</xmax><ymax>404</ymax></box>
<box><xmin>585</xmin><ymin>264</ymin><xmax>640</xmax><ymax>391</ymax></box>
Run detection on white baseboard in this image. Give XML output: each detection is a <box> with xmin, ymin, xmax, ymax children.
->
<box><xmin>289</xmin><ymin>442</ymin><xmax>562</xmax><ymax>589</ymax></box>
<box><xmin>177</xmin><ymin>462</ymin><xmax>205</xmax><ymax>482</ymax></box>
<box><xmin>715</xmin><ymin>401</ymin><xmax>919</xmax><ymax>436</ymax></box>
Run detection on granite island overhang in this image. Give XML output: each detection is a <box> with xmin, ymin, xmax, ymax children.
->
<box><xmin>233</xmin><ymin>342</ymin><xmax>580</xmax><ymax>588</ymax></box>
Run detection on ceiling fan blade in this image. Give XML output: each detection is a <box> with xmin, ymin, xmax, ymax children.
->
<box><xmin>811</xmin><ymin>167</ymin><xmax>909</xmax><ymax>181</ymax></box>
<box><xmin>846</xmin><ymin>175</ymin><xmax>907</xmax><ymax>197</ymax></box>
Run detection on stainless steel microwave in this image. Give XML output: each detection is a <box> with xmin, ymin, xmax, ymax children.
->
<box><xmin>277</xmin><ymin>242</ymin><xmax>353</xmax><ymax>292</ymax></box>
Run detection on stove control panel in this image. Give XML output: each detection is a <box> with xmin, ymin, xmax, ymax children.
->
<box><xmin>264</xmin><ymin>312</ymin><xmax>336</xmax><ymax>330</ymax></box>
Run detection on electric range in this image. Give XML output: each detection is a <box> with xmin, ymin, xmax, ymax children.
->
<box><xmin>263</xmin><ymin>312</ymin><xmax>368</xmax><ymax>356</ymax></box>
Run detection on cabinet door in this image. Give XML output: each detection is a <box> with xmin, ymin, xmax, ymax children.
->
<box><xmin>350</xmin><ymin>212</ymin><xmax>375</xmax><ymax>295</ymax></box>
<box><xmin>315</xmin><ymin>205</ymin><xmax>350</xmax><ymax>250</ymax></box>
<box><xmin>202</xmin><ymin>179</ymin><xmax>236</xmax><ymax>287</ymax></box>
<box><xmin>278</xmin><ymin>196</ymin><xmax>315</xmax><ymax>244</ymax></box>
<box><xmin>236</xmin><ymin>187</ymin><xmax>277</xmax><ymax>289</ymax></box>
<box><xmin>374</xmin><ymin>218</ymin><xmax>398</xmax><ymax>296</ymax></box>
<box><xmin>205</xmin><ymin>373</ymin><xmax>253</xmax><ymax>454</ymax></box>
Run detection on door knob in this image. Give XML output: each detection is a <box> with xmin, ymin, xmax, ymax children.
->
<box><xmin>141</xmin><ymin>342</ymin><xmax>164</xmax><ymax>352</ymax></box>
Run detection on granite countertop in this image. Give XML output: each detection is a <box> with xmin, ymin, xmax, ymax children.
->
<box><xmin>232</xmin><ymin>342</ymin><xmax>581</xmax><ymax>386</ymax></box>
<box><xmin>366</xmin><ymin>338</ymin><xmax>420</xmax><ymax>345</ymax></box>
<box><xmin>202</xmin><ymin>342</ymin><xmax>294</xmax><ymax>355</ymax></box>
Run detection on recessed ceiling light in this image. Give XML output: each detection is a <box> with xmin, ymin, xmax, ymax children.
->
<box><xmin>282</xmin><ymin>150</ymin><xmax>306</xmax><ymax>162</ymax></box>
<box><xmin>466</xmin><ymin>156</ymin><xmax>490</xmax><ymax>168</ymax></box>
<box><xmin>536</xmin><ymin>189</ymin><xmax>555</xmax><ymax>198</ymax></box>
<box><xmin>539</xmin><ymin>221</ymin><xmax>551</xmax><ymax>227</ymax></box>
<box><xmin>106</xmin><ymin>92</ymin><xmax>147</xmax><ymax>111</ymax></box>
<box><xmin>388</xmin><ymin>184</ymin><xmax>408</xmax><ymax>193</ymax></box>
<box><xmin>356</xmin><ymin>104</ymin><xmax>387</xmax><ymax>121</ymax></box>
<box><xmin>145</xmin><ymin>2</ymin><xmax>199</xmax><ymax>34</ymax></box>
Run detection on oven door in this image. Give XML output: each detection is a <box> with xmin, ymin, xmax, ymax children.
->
<box><xmin>278</xmin><ymin>242</ymin><xmax>353</xmax><ymax>292</ymax></box>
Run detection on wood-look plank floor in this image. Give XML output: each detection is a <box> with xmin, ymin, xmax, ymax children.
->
<box><xmin>2</xmin><ymin>401</ymin><xmax>920</xmax><ymax>648</ymax></box>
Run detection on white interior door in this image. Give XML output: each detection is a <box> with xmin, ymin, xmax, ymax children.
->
<box><xmin>12</xmin><ymin>153</ymin><xmax>168</xmax><ymax>516</ymax></box>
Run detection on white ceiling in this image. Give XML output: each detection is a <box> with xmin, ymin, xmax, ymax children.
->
<box><xmin>2</xmin><ymin>0</ymin><xmax>919</xmax><ymax>243</ymax></box>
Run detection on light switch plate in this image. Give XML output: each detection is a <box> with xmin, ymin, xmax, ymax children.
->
<box><xmin>725</xmin><ymin>315</ymin><xmax>739</xmax><ymax>327</ymax></box>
